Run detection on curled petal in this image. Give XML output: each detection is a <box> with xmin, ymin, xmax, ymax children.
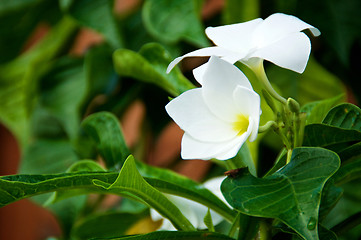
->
<box><xmin>205</xmin><ymin>18</ymin><xmax>263</xmax><ymax>52</ymax></box>
<box><xmin>250</xmin><ymin>32</ymin><xmax>311</xmax><ymax>73</ymax></box>
<box><xmin>202</xmin><ymin>57</ymin><xmax>253</xmax><ymax>122</ymax></box>
<box><xmin>253</xmin><ymin>13</ymin><xmax>320</xmax><ymax>48</ymax></box>
<box><xmin>166</xmin><ymin>46</ymin><xmax>237</xmax><ymax>73</ymax></box>
<box><xmin>166</xmin><ymin>88</ymin><xmax>239</xmax><ymax>142</ymax></box>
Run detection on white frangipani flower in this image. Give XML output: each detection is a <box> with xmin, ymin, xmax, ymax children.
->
<box><xmin>167</xmin><ymin>13</ymin><xmax>320</xmax><ymax>75</ymax></box>
<box><xmin>166</xmin><ymin>56</ymin><xmax>261</xmax><ymax>160</ymax></box>
<box><xmin>150</xmin><ymin>176</ymin><xmax>228</xmax><ymax>230</ymax></box>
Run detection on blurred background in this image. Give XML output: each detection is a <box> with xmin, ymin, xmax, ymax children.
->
<box><xmin>0</xmin><ymin>0</ymin><xmax>360</xmax><ymax>239</ymax></box>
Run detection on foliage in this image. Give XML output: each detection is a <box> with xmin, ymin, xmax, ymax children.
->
<box><xmin>0</xmin><ymin>0</ymin><xmax>360</xmax><ymax>240</ymax></box>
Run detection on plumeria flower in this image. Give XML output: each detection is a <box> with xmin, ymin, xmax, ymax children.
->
<box><xmin>167</xmin><ymin>13</ymin><xmax>320</xmax><ymax>75</ymax></box>
<box><xmin>150</xmin><ymin>176</ymin><xmax>229</xmax><ymax>230</ymax></box>
<box><xmin>166</xmin><ymin>56</ymin><xmax>261</xmax><ymax>160</ymax></box>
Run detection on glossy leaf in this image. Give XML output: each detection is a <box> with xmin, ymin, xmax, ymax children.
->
<box><xmin>92</xmin><ymin>231</ymin><xmax>235</xmax><ymax>240</ymax></box>
<box><xmin>135</xmin><ymin>160</ymin><xmax>236</xmax><ymax>222</ymax></box>
<box><xmin>322</xmin><ymin>103</ymin><xmax>361</xmax><ymax>130</ymax></box>
<box><xmin>142</xmin><ymin>0</ymin><xmax>208</xmax><ymax>47</ymax></box>
<box><xmin>221</xmin><ymin>147</ymin><xmax>340</xmax><ymax>240</ymax></box>
<box><xmin>92</xmin><ymin>156</ymin><xmax>195</xmax><ymax>231</ymax></box>
<box><xmin>301</xmin><ymin>94</ymin><xmax>344</xmax><ymax>125</ymax></box>
<box><xmin>113</xmin><ymin>43</ymin><xmax>195</xmax><ymax>96</ymax></box>
<box><xmin>331</xmin><ymin>156</ymin><xmax>361</xmax><ymax>185</ymax></box>
<box><xmin>81</xmin><ymin>112</ymin><xmax>131</xmax><ymax>169</ymax></box>
<box><xmin>0</xmin><ymin>162</ymin><xmax>234</xmax><ymax>223</ymax></box>
<box><xmin>303</xmin><ymin>124</ymin><xmax>361</xmax><ymax>148</ymax></box>
<box><xmin>303</xmin><ymin>104</ymin><xmax>361</xmax><ymax>155</ymax></box>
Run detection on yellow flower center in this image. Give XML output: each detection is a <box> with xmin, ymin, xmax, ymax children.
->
<box><xmin>233</xmin><ymin>114</ymin><xmax>249</xmax><ymax>136</ymax></box>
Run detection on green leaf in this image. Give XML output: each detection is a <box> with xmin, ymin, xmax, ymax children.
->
<box><xmin>136</xmin><ymin>160</ymin><xmax>236</xmax><ymax>222</ymax></box>
<box><xmin>113</xmin><ymin>43</ymin><xmax>195</xmax><ymax>96</ymax></box>
<box><xmin>142</xmin><ymin>0</ymin><xmax>209</xmax><ymax>47</ymax></box>
<box><xmin>303</xmin><ymin>124</ymin><xmax>361</xmax><ymax>148</ymax></box>
<box><xmin>221</xmin><ymin>147</ymin><xmax>340</xmax><ymax>240</ymax></box>
<box><xmin>0</xmin><ymin>16</ymin><xmax>78</xmax><ymax>146</ymax></box>
<box><xmin>93</xmin><ymin>156</ymin><xmax>195</xmax><ymax>231</ymax></box>
<box><xmin>1</xmin><ymin>162</ymin><xmax>234</xmax><ymax>222</ymax></box>
<box><xmin>66</xmin><ymin>0</ymin><xmax>123</xmax><ymax>48</ymax></box>
<box><xmin>203</xmin><ymin>209</ymin><xmax>215</xmax><ymax>232</ymax></box>
<box><xmin>91</xmin><ymin>231</ymin><xmax>235</xmax><ymax>240</ymax></box>
<box><xmin>331</xmin><ymin>156</ymin><xmax>361</xmax><ymax>185</ymax></box>
<box><xmin>301</xmin><ymin>94</ymin><xmax>344</xmax><ymax>125</ymax></box>
<box><xmin>322</xmin><ymin>103</ymin><xmax>361</xmax><ymax>130</ymax></box>
<box><xmin>71</xmin><ymin>211</ymin><xmax>148</xmax><ymax>240</ymax></box>
<box><xmin>303</xmin><ymin>104</ymin><xmax>361</xmax><ymax>155</ymax></box>
<box><xmin>81</xmin><ymin>112</ymin><xmax>131</xmax><ymax>169</ymax></box>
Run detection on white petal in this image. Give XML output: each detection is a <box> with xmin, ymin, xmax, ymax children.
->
<box><xmin>205</xmin><ymin>18</ymin><xmax>263</xmax><ymax>53</ymax></box>
<box><xmin>232</xmin><ymin>86</ymin><xmax>261</xmax><ymax>141</ymax></box>
<box><xmin>166</xmin><ymin>88</ymin><xmax>239</xmax><ymax>142</ymax></box>
<box><xmin>181</xmin><ymin>133</ymin><xmax>247</xmax><ymax>160</ymax></box>
<box><xmin>192</xmin><ymin>54</ymin><xmax>243</xmax><ymax>85</ymax></box>
<box><xmin>166</xmin><ymin>46</ymin><xmax>237</xmax><ymax>73</ymax></box>
<box><xmin>202</xmin><ymin>57</ymin><xmax>253</xmax><ymax>122</ymax></box>
<box><xmin>253</xmin><ymin>13</ymin><xmax>320</xmax><ymax>48</ymax></box>
<box><xmin>192</xmin><ymin>63</ymin><xmax>207</xmax><ymax>85</ymax></box>
<box><xmin>250</xmin><ymin>32</ymin><xmax>311</xmax><ymax>73</ymax></box>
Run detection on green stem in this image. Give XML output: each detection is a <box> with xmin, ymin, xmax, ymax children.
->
<box><xmin>258</xmin><ymin>121</ymin><xmax>277</xmax><ymax>133</ymax></box>
<box><xmin>253</xmin><ymin>62</ymin><xmax>287</xmax><ymax>105</ymax></box>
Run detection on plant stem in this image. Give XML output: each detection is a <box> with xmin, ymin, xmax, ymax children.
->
<box><xmin>258</xmin><ymin>121</ymin><xmax>277</xmax><ymax>133</ymax></box>
<box><xmin>253</xmin><ymin>62</ymin><xmax>287</xmax><ymax>105</ymax></box>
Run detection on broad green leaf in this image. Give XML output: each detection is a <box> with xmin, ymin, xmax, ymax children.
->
<box><xmin>319</xmin><ymin>182</ymin><xmax>343</xmax><ymax>220</ymax></box>
<box><xmin>135</xmin><ymin>160</ymin><xmax>236</xmax><ymax>222</ymax></box>
<box><xmin>331</xmin><ymin>156</ymin><xmax>361</xmax><ymax>185</ymax></box>
<box><xmin>301</xmin><ymin>94</ymin><xmax>344</xmax><ymax>125</ymax></box>
<box><xmin>66</xmin><ymin>0</ymin><xmax>123</xmax><ymax>48</ymax></box>
<box><xmin>1</xmin><ymin>162</ymin><xmax>234</xmax><ymax>223</ymax></box>
<box><xmin>221</xmin><ymin>147</ymin><xmax>340</xmax><ymax>240</ymax></box>
<box><xmin>303</xmin><ymin>124</ymin><xmax>361</xmax><ymax>148</ymax></box>
<box><xmin>323</xmin><ymin>103</ymin><xmax>361</xmax><ymax>130</ymax></box>
<box><xmin>0</xmin><ymin>17</ymin><xmax>78</xmax><ymax>146</ymax></box>
<box><xmin>71</xmin><ymin>211</ymin><xmax>148</xmax><ymax>240</ymax></box>
<box><xmin>113</xmin><ymin>43</ymin><xmax>195</xmax><ymax>96</ymax></box>
<box><xmin>92</xmin><ymin>231</ymin><xmax>235</xmax><ymax>240</ymax></box>
<box><xmin>81</xmin><ymin>112</ymin><xmax>130</xmax><ymax>169</ymax></box>
<box><xmin>45</xmin><ymin>160</ymin><xmax>106</xmax><ymax>204</ymax></box>
<box><xmin>142</xmin><ymin>0</ymin><xmax>209</xmax><ymax>47</ymax></box>
<box><xmin>222</xmin><ymin>0</ymin><xmax>260</xmax><ymax>24</ymax></box>
<box><xmin>303</xmin><ymin>104</ymin><xmax>361</xmax><ymax>155</ymax></box>
<box><xmin>93</xmin><ymin>156</ymin><xmax>195</xmax><ymax>231</ymax></box>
